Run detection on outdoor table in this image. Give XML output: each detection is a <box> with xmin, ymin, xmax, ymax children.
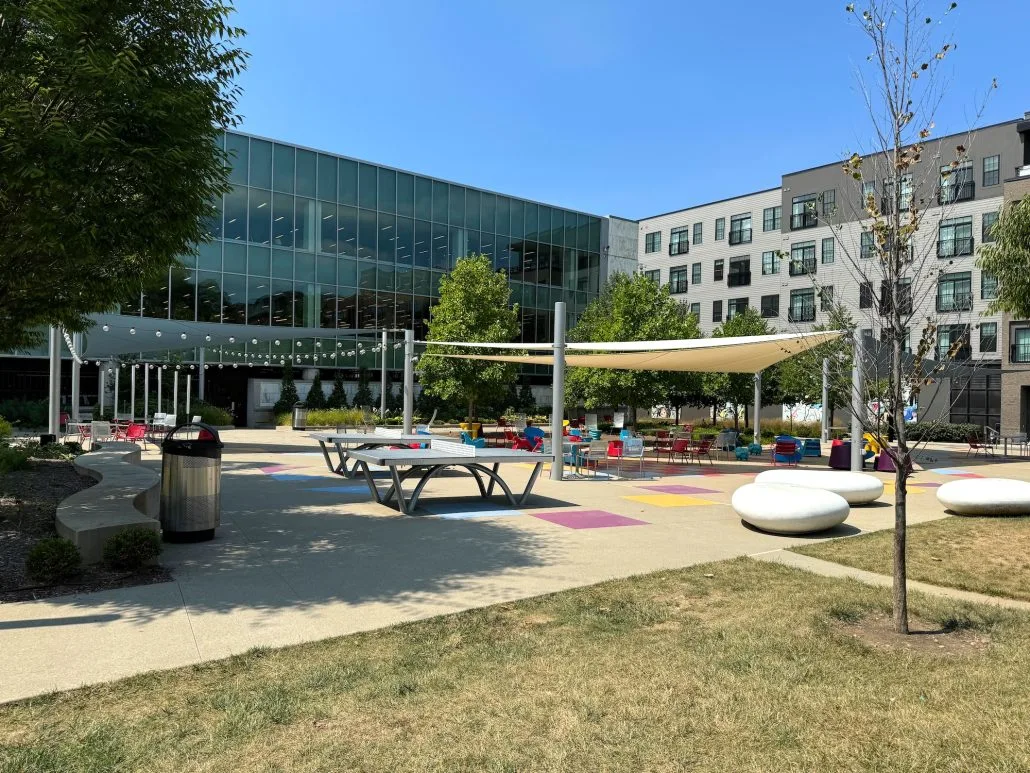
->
<box><xmin>346</xmin><ymin>445</ymin><xmax>550</xmax><ymax>515</ymax></box>
<box><xmin>999</xmin><ymin>435</ymin><xmax>1027</xmax><ymax>457</ymax></box>
<box><xmin>311</xmin><ymin>431</ymin><xmax>430</xmax><ymax>478</ymax></box>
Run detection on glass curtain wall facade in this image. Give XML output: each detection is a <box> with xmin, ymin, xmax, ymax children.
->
<box><xmin>117</xmin><ymin>132</ymin><xmax>604</xmax><ymax>372</ymax></box>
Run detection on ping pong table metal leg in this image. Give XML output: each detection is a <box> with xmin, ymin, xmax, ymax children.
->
<box><xmin>484</xmin><ymin>463</ymin><xmax>500</xmax><ymax>497</ymax></box>
<box><xmin>356</xmin><ymin>460</ymin><xmax>384</xmax><ymax>504</ymax></box>
<box><xmin>518</xmin><ymin>462</ymin><xmax>545</xmax><ymax>505</ymax></box>
<box><xmin>388</xmin><ymin>465</ymin><xmax>410</xmax><ymax>515</ymax></box>
<box><xmin>319</xmin><ymin>440</ymin><xmax>338</xmax><ymax>475</ymax></box>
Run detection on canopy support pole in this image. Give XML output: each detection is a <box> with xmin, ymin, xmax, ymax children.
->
<box><xmin>402</xmin><ymin>329</ymin><xmax>414</xmax><ymax>434</ymax></box>
<box><xmin>186</xmin><ymin>374</ymin><xmax>192</xmax><ymax>418</ymax></box>
<box><xmin>550</xmin><ymin>302</ymin><xmax>566</xmax><ymax>482</ymax></box>
<box><xmin>157</xmin><ymin>367</ymin><xmax>162</xmax><ymax>414</ymax></box>
<box><xmin>71</xmin><ymin>332</ymin><xmax>81</xmax><ymax>423</ymax></box>
<box><xmin>753</xmin><ymin>371</ymin><xmax>761</xmax><ymax>448</ymax></box>
<box><xmin>821</xmin><ymin>357</ymin><xmax>830</xmax><ymax>443</ymax></box>
<box><xmin>130</xmin><ymin>365</ymin><xmax>136</xmax><ymax>421</ymax></box>
<box><xmin>144</xmin><ymin>365</ymin><xmax>150</xmax><ymax>423</ymax></box>
<box><xmin>173</xmin><ymin>371</ymin><xmax>179</xmax><ymax>416</ymax></box>
<box><xmin>199</xmin><ymin>349</ymin><xmax>206</xmax><ymax>401</ymax></box>
<box><xmin>851</xmin><ymin>333</ymin><xmax>864</xmax><ymax>472</ymax></box>
<box><xmin>99</xmin><ymin>364</ymin><xmax>105</xmax><ymax>417</ymax></box>
<box><xmin>48</xmin><ymin>327</ymin><xmax>61</xmax><ymax>436</ymax></box>
<box><xmin>113</xmin><ymin>363</ymin><xmax>120</xmax><ymax>421</ymax></box>
<box><xmin>380</xmin><ymin>329</ymin><xmax>388</xmax><ymax>418</ymax></box>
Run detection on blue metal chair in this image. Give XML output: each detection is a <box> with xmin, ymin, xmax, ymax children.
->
<box><xmin>460</xmin><ymin>430</ymin><xmax>486</xmax><ymax>449</ymax></box>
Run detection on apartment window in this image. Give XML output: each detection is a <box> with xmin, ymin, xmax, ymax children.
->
<box><xmin>983</xmin><ymin>154</ymin><xmax>1001</xmax><ymax>187</ymax></box>
<box><xmin>880</xmin><ymin>278</ymin><xmax>913</xmax><ymax>316</ymax></box>
<box><xmin>644</xmin><ymin>231</ymin><xmax>661</xmax><ymax>253</ymax></box>
<box><xmin>713</xmin><ymin>299</ymin><xmax>723</xmax><ymax>323</ymax></box>
<box><xmin>937</xmin><ymin>271</ymin><xmax>973</xmax><ymax>312</ymax></box>
<box><xmin>939</xmin><ymin>161</ymin><xmax>974</xmax><ymax>204</ymax></box>
<box><xmin>862</xmin><ymin>181</ymin><xmax>876</xmax><ymax>202</ymax></box>
<box><xmin>669</xmin><ymin>227</ymin><xmax>690</xmax><ymax>255</ymax></box>
<box><xmin>688</xmin><ymin>302</ymin><xmax>700</xmax><ymax>318</ymax></box>
<box><xmin>691</xmin><ymin>262</ymin><xmax>701</xmax><ymax>285</ymax></box>
<box><xmin>729</xmin><ymin>213</ymin><xmax>752</xmax><ymax>245</ymax></box>
<box><xmin>693</xmin><ymin>222</ymin><xmax>703</xmax><ymax>245</ymax></box>
<box><xmin>727</xmin><ymin>257</ymin><xmax>751</xmax><ymax>287</ymax></box>
<box><xmin>763</xmin><ymin>206</ymin><xmax>781</xmax><ymax>231</ymax></box>
<box><xmin>938</xmin><ymin>216</ymin><xmax>974</xmax><ymax>258</ymax></box>
<box><xmin>820</xmin><ymin>285</ymin><xmax>834</xmax><ymax>311</ymax></box>
<box><xmin>859</xmin><ymin>281</ymin><xmax>874</xmax><ymax>309</ymax></box>
<box><xmin>821</xmin><ymin>238</ymin><xmax>835</xmax><ymax>264</ymax></box>
<box><xmin>669</xmin><ymin>266</ymin><xmax>690</xmax><ymax>294</ymax></box>
<box><xmin>643</xmin><ymin>269</ymin><xmax>661</xmax><ymax>285</ymax></box>
<box><xmin>761</xmin><ymin>294</ymin><xmax>779</xmax><ymax>318</ymax></box>
<box><xmin>980</xmin><ymin>322</ymin><xmax>998</xmax><ymax>353</ymax></box>
<box><xmin>981</xmin><ymin>272</ymin><xmax>998</xmax><ymax>300</ymax></box>
<box><xmin>821</xmin><ymin>189</ymin><xmax>836</xmax><ymax>216</ymax></box>
<box><xmin>715</xmin><ymin>217</ymin><xmax>726</xmax><ymax>240</ymax></box>
<box><xmin>788</xmin><ymin>289</ymin><xmax>816</xmax><ymax>322</ymax></box>
<box><xmin>714</xmin><ymin>259</ymin><xmax>724</xmax><ymax>282</ymax></box>
<box><xmin>789</xmin><ymin>241</ymin><xmax>816</xmax><ymax>276</ymax></box>
<box><xmin>727</xmin><ymin>297</ymin><xmax>749</xmax><ymax>320</ymax></box>
<box><xmin>937</xmin><ymin>323</ymin><xmax>971</xmax><ymax>361</ymax></box>
<box><xmin>860</xmin><ymin>230</ymin><xmax>875</xmax><ymax>260</ymax></box>
<box><xmin>790</xmin><ymin>194</ymin><xmax>818</xmax><ymax>230</ymax></box>
<box><xmin>982</xmin><ymin>211</ymin><xmax>999</xmax><ymax>243</ymax></box>
<box><xmin>1011</xmin><ymin>326</ymin><xmax>1030</xmax><ymax>363</ymax></box>
<box><xmin>883</xmin><ymin>174</ymin><xmax>912</xmax><ymax>213</ymax></box>
<box><xmin>761</xmin><ymin>250</ymin><xmax>779</xmax><ymax>275</ymax></box>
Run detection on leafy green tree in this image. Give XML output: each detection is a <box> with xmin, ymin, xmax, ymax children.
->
<box><xmin>306</xmin><ymin>371</ymin><xmax>326</xmax><ymax>409</ymax></box>
<box><xmin>518</xmin><ymin>381</ymin><xmax>537</xmax><ymax>414</ymax></box>
<box><xmin>384</xmin><ymin>376</ymin><xmax>403</xmax><ymax>414</ymax></box>
<box><xmin>417</xmin><ymin>255</ymin><xmax>521</xmax><ymax>422</ymax></box>
<box><xmin>352</xmin><ymin>368</ymin><xmax>374</xmax><ymax>409</ymax></box>
<box><xmin>327</xmin><ymin>370</ymin><xmax>349</xmax><ymax>409</ymax></box>
<box><xmin>702</xmin><ymin>308</ymin><xmax>778</xmax><ymax>430</ymax></box>
<box><xmin>978</xmin><ymin>197</ymin><xmax>1030</xmax><ymax>318</ymax></box>
<box><xmin>777</xmin><ymin>307</ymin><xmax>857</xmax><ymax>427</ymax></box>
<box><xmin>566</xmin><ymin>272</ymin><xmax>701</xmax><ymax>425</ymax></box>
<box><xmin>272</xmin><ymin>361</ymin><xmax>298</xmax><ymax>415</ymax></box>
<box><xmin>0</xmin><ymin>1</ymin><xmax>247</xmax><ymax>350</ymax></box>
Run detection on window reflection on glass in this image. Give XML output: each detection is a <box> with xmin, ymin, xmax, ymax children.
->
<box><xmin>318</xmin><ymin>201</ymin><xmax>337</xmax><ymax>254</ymax></box>
<box><xmin>294</xmin><ymin>198</ymin><xmax>315</xmax><ymax>252</ymax></box>
<box><xmin>142</xmin><ymin>269</ymin><xmax>170</xmax><ymax>319</ymax></box>
<box><xmin>247</xmin><ymin>277</ymin><xmax>270</xmax><ymax>325</ymax></box>
<box><xmin>358</xmin><ymin>163</ymin><xmax>377</xmax><ymax>210</ymax></box>
<box><xmin>225</xmin><ymin>133</ymin><xmax>248</xmax><ymax>185</ymax></box>
<box><xmin>271</xmin><ymin>280</ymin><xmax>293</xmax><ymax>326</ymax></box>
<box><xmin>338</xmin><ymin>205</ymin><xmax>357</xmax><ymax>257</ymax></box>
<box><xmin>272</xmin><ymin>144</ymin><xmax>294</xmax><ymax>194</ymax></box>
<box><xmin>296</xmin><ymin>150</ymin><xmax>316</xmax><ymax>198</ymax></box>
<box><xmin>357</xmin><ymin>208</ymin><xmax>376</xmax><ymax>260</ymax></box>
<box><xmin>248</xmin><ymin>188</ymin><xmax>271</xmax><ymax>245</ymax></box>
<box><xmin>271</xmin><ymin>249</ymin><xmax>293</xmax><ymax>280</ymax></box>
<box><xmin>249</xmin><ymin>138</ymin><xmax>272</xmax><ymax>189</ymax></box>
<box><xmin>337</xmin><ymin>287</ymin><xmax>357</xmax><ymax>329</ymax></box>
<box><xmin>396</xmin><ymin>172</ymin><xmax>414</xmax><ymax>217</ymax></box>
<box><xmin>224</xmin><ymin>185</ymin><xmax>247</xmax><ymax>241</ymax></box>
<box><xmin>295</xmin><ymin>252</ymin><xmax>315</xmax><ymax>284</ymax></box>
<box><xmin>378</xmin><ymin>212</ymin><xmax>396</xmax><ymax>262</ymax></box>
<box><xmin>272</xmin><ymin>193</ymin><xmax>294</xmax><ymax>247</ymax></box>
<box><xmin>294</xmin><ymin>283</ymin><xmax>317</xmax><ymax>327</ymax></box>
<box><xmin>316</xmin><ymin>154</ymin><xmax>336</xmax><ymax>201</ymax></box>
<box><xmin>378</xmin><ymin>168</ymin><xmax>396</xmax><ymax>214</ymax></box>
<box><xmin>221</xmin><ymin>273</ymin><xmax>246</xmax><ymax>324</ymax></box>
<box><xmin>338</xmin><ymin>159</ymin><xmax>358</xmax><ymax>205</ymax></box>
<box><xmin>171</xmin><ymin>267</ymin><xmax>196</xmax><ymax>320</ymax></box>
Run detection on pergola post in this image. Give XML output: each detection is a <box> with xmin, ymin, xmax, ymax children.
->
<box><xmin>48</xmin><ymin>327</ymin><xmax>61</xmax><ymax>436</ymax></box>
<box><xmin>130</xmin><ymin>365</ymin><xmax>137</xmax><ymax>421</ymax></box>
<box><xmin>550</xmin><ymin>301</ymin><xmax>566</xmax><ymax>481</ymax></box>
<box><xmin>402</xmin><ymin>329</ymin><xmax>414</xmax><ymax>434</ymax></box>
<box><xmin>186</xmin><ymin>373</ymin><xmax>192</xmax><ymax>418</ymax></box>
<box><xmin>173</xmin><ymin>370</ymin><xmax>179</xmax><ymax>417</ymax></box>
<box><xmin>851</xmin><ymin>332</ymin><xmax>864</xmax><ymax>472</ymax></box>
<box><xmin>199</xmin><ymin>348</ymin><xmax>206</xmax><ymax>401</ymax></box>
<box><xmin>753</xmin><ymin>371</ymin><xmax>761</xmax><ymax>448</ymax></box>
<box><xmin>113</xmin><ymin>363</ymin><xmax>120</xmax><ymax>421</ymax></box>
<box><xmin>99</xmin><ymin>364</ymin><xmax>105</xmax><ymax>417</ymax></box>
<box><xmin>71</xmin><ymin>332</ymin><xmax>81</xmax><ymax>423</ymax></box>
<box><xmin>821</xmin><ymin>357</ymin><xmax>830</xmax><ymax>443</ymax></box>
<box><xmin>157</xmin><ymin>367</ymin><xmax>162</xmax><ymax>414</ymax></box>
<box><xmin>380</xmin><ymin>329</ymin><xmax>388</xmax><ymax>418</ymax></box>
<box><xmin>144</xmin><ymin>365</ymin><xmax>150</xmax><ymax>423</ymax></box>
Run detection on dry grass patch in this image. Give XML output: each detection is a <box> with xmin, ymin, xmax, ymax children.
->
<box><xmin>794</xmin><ymin>515</ymin><xmax>1030</xmax><ymax>601</ymax></box>
<box><xmin>2</xmin><ymin>559</ymin><xmax>1030</xmax><ymax>772</ymax></box>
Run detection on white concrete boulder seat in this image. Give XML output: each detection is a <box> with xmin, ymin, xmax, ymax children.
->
<box><xmin>732</xmin><ymin>482</ymin><xmax>850</xmax><ymax>535</ymax></box>
<box><xmin>937</xmin><ymin>478</ymin><xmax>1030</xmax><ymax>516</ymax></box>
<box><xmin>755</xmin><ymin>468</ymin><xmax>884</xmax><ymax>505</ymax></box>
<box><xmin>56</xmin><ymin>442</ymin><xmax>160</xmax><ymax>564</ymax></box>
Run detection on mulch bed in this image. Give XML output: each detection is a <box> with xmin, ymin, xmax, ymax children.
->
<box><xmin>0</xmin><ymin>459</ymin><xmax>172</xmax><ymax>603</ymax></box>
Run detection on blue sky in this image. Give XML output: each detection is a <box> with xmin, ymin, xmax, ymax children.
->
<box><xmin>230</xmin><ymin>0</ymin><xmax>1026</xmax><ymax>220</ymax></box>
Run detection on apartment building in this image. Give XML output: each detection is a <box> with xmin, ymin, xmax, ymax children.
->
<box><xmin>636</xmin><ymin>115</ymin><xmax>1029</xmax><ymax>429</ymax></box>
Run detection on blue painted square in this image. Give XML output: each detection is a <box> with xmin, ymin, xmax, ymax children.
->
<box><xmin>306</xmin><ymin>485</ymin><xmax>369</xmax><ymax>494</ymax></box>
<box><xmin>932</xmin><ymin>468</ymin><xmax>972</xmax><ymax>476</ymax></box>
<box><xmin>421</xmin><ymin>503</ymin><xmax>523</xmax><ymax>519</ymax></box>
<box><xmin>270</xmin><ymin>473</ymin><xmax>323</xmax><ymax>482</ymax></box>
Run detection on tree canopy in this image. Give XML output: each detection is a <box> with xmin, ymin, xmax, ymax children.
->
<box><xmin>416</xmin><ymin>254</ymin><xmax>521</xmax><ymax>421</ymax></box>
<box><xmin>565</xmin><ymin>272</ymin><xmax>701</xmax><ymax>417</ymax></box>
<box><xmin>978</xmin><ymin>198</ymin><xmax>1030</xmax><ymax>318</ymax></box>
<box><xmin>0</xmin><ymin>1</ymin><xmax>247</xmax><ymax>350</ymax></box>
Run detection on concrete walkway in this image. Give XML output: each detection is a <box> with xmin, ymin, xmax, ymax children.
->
<box><xmin>753</xmin><ymin>549</ymin><xmax>1030</xmax><ymax>611</ymax></box>
<box><xmin>0</xmin><ymin>431</ymin><xmax>1022</xmax><ymax>703</ymax></box>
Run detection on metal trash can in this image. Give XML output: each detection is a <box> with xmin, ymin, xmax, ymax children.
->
<box><xmin>160</xmin><ymin>422</ymin><xmax>223</xmax><ymax>542</ymax></box>
<box><xmin>292</xmin><ymin>401</ymin><xmax>308</xmax><ymax>431</ymax></box>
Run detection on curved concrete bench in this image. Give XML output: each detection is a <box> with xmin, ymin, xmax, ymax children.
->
<box><xmin>733</xmin><ymin>482</ymin><xmax>850</xmax><ymax>534</ymax></box>
<box><xmin>937</xmin><ymin>478</ymin><xmax>1030</xmax><ymax>516</ymax></box>
<box><xmin>56</xmin><ymin>442</ymin><xmax>160</xmax><ymax>564</ymax></box>
<box><xmin>755</xmin><ymin>468</ymin><xmax>884</xmax><ymax>505</ymax></box>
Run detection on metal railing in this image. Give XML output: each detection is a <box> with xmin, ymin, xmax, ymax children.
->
<box><xmin>788</xmin><ymin>304</ymin><xmax>816</xmax><ymax>323</ymax></box>
<box><xmin>1010</xmin><ymin>343</ymin><xmax>1030</xmax><ymax>363</ymax></box>
<box><xmin>790</xmin><ymin>211</ymin><xmax>818</xmax><ymax>230</ymax></box>
<box><xmin>936</xmin><ymin>292</ymin><xmax>974</xmax><ymax>313</ymax></box>
<box><xmin>937</xmin><ymin>237</ymin><xmax>974</xmax><ymax>258</ymax></box>
<box><xmin>668</xmin><ymin>241</ymin><xmax>689</xmax><ymax>256</ymax></box>
<box><xmin>728</xmin><ymin>228</ymin><xmax>752</xmax><ymax>245</ymax></box>
<box><xmin>937</xmin><ymin>180</ymin><xmax>975</xmax><ymax>205</ymax></box>
<box><xmin>788</xmin><ymin>258</ymin><xmax>817</xmax><ymax>276</ymax></box>
<box><xmin>727</xmin><ymin>271</ymin><xmax>751</xmax><ymax>288</ymax></box>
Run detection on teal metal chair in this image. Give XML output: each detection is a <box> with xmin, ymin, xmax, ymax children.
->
<box><xmin>460</xmin><ymin>430</ymin><xmax>486</xmax><ymax>449</ymax></box>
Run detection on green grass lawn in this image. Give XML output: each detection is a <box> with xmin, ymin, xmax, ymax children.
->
<box><xmin>794</xmin><ymin>515</ymin><xmax>1030</xmax><ymax>601</ymax></box>
<box><xmin>3</xmin><ymin>559</ymin><xmax>1030</xmax><ymax>772</ymax></box>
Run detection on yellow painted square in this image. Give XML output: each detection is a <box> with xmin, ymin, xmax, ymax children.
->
<box><xmin>883</xmin><ymin>483</ymin><xmax>924</xmax><ymax>495</ymax></box>
<box><xmin>623</xmin><ymin>494</ymin><xmax>717</xmax><ymax>508</ymax></box>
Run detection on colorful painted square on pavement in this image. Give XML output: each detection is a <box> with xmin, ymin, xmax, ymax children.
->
<box><xmin>530</xmin><ymin>509</ymin><xmax>649</xmax><ymax>529</ymax></box>
<box><xmin>642</xmin><ymin>484</ymin><xmax>721</xmax><ymax>495</ymax></box>
<box><xmin>623</xmin><ymin>494</ymin><xmax>718</xmax><ymax>508</ymax></box>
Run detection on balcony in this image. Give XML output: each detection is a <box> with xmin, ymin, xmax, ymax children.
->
<box><xmin>1017</xmin><ymin>165</ymin><xmax>1030</xmax><ymax>179</ymax></box>
<box><xmin>788</xmin><ymin>304</ymin><xmax>816</xmax><ymax>323</ymax></box>
<box><xmin>788</xmin><ymin>258</ymin><xmax>817</xmax><ymax>277</ymax></box>
<box><xmin>790</xmin><ymin>211</ymin><xmax>818</xmax><ymax>230</ymax></box>
<box><xmin>669</xmin><ymin>241</ymin><xmax>689</xmax><ymax>256</ymax></box>
<box><xmin>936</xmin><ymin>292</ymin><xmax>974</xmax><ymax>313</ymax></box>
<box><xmin>937</xmin><ymin>237</ymin><xmax>974</xmax><ymax>258</ymax></box>
<box><xmin>727</xmin><ymin>271</ymin><xmax>751</xmax><ymax>288</ymax></box>
<box><xmin>938</xmin><ymin>343</ymin><xmax>972</xmax><ymax>361</ymax></box>
<box><xmin>1011</xmin><ymin>342</ymin><xmax>1030</xmax><ymax>363</ymax></box>
<box><xmin>728</xmin><ymin>228</ymin><xmax>752</xmax><ymax>246</ymax></box>
<box><xmin>937</xmin><ymin>180</ymin><xmax>975</xmax><ymax>205</ymax></box>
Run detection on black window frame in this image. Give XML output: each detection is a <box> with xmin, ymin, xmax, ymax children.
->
<box><xmin>860</xmin><ymin>230</ymin><xmax>876</xmax><ymax>260</ymax></box>
<box><xmin>763</xmin><ymin>206</ymin><xmax>781</xmax><ymax>232</ymax></box>
<box><xmin>981</xmin><ymin>271</ymin><xmax>998</xmax><ymax>300</ymax></box>
<box><xmin>669</xmin><ymin>227</ymin><xmax>690</xmax><ymax>256</ymax></box>
<box><xmin>712</xmin><ymin>299</ymin><xmax>723</xmax><ymax>323</ymax></box>
<box><xmin>937</xmin><ymin>271</ymin><xmax>973</xmax><ymax>313</ymax></box>
<box><xmin>820</xmin><ymin>285</ymin><xmax>834</xmax><ymax>311</ymax></box>
<box><xmin>938</xmin><ymin>216</ymin><xmax>974</xmax><ymax>258</ymax></box>
<box><xmin>788</xmin><ymin>242</ymin><xmax>816</xmax><ymax>276</ymax></box>
<box><xmin>821</xmin><ymin>189</ymin><xmax>836</xmax><ymax>216</ymax></box>
<box><xmin>728</xmin><ymin>213</ymin><xmax>752</xmax><ymax>245</ymax></box>
<box><xmin>859</xmin><ymin>281</ymin><xmax>874</xmax><ymax>309</ymax></box>
<box><xmin>980</xmin><ymin>322</ymin><xmax>998</xmax><ymax>353</ymax></box>
<box><xmin>669</xmin><ymin>266</ymin><xmax>690</xmax><ymax>295</ymax></box>
<box><xmin>714</xmin><ymin>259</ymin><xmax>724</xmax><ymax>282</ymax></box>
<box><xmin>715</xmin><ymin>217</ymin><xmax>726</xmax><ymax>241</ymax></box>
<box><xmin>727</xmin><ymin>256</ymin><xmax>751</xmax><ymax>287</ymax></box>
<box><xmin>821</xmin><ymin>237</ymin><xmax>835</xmax><ymax>264</ymax></box>
<box><xmin>760</xmin><ymin>294</ymin><xmax>779</xmax><ymax>318</ymax></box>
<box><xmin>982</xmin><ymin>211</ymin><xmax>999</xmax><ymax>244</ymax></box>
<box><xmin>691</xmin><ymin>262</ymin><xmax>701</xmax><ymax>285</ymax></box>
<box><xmin>688</xmin><ymin>302</ymin><xmax>701</xmax><ymax>318</ymax></box>
<box><xmin>938</xmin><ymin>161</ymin><xmax>974</xmax><ymax>204</ymax></box>
<box><xmin>788</xmin><ymin>288</ymin><xmax>816</xmax><ymax>323</ymax></box>
<box><xmin>761</xmin><ymin>250</ymin><xmax>779</xmax><ymax>275</ymax></box>
<box><xmin>692</xmin><ymin>222</ymin><xmax>703</xmax><ymax>245</ymax></box>
<box><xmin>983</xmin><ymin>154</ymin><xmax>1001</xmax><ymax>187</ymax></box>
<box><xmin>726</xmin><ymin>297</ymin><xmax>749</xmax><ymax>320</ymax></box>
<box><xmin>790</xmin><ymin>194</ymin><xmax>818</xmax><ymax>230</ymax></box>
<box><xmin>642</xmin><ymin>268</ymin><xmax>661</xmax><ymax>285</ymax></box>
<box><xmin>644</xmin><ymin>231</ymin><xmax>661</xmax><ymax>254</ymax></box>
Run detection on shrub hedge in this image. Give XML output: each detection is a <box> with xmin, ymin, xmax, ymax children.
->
<box><xmin>103</xmin><ymin>527</ymin><xmax>163</xmax><ymax>572</ymax></box>
<box><xmin>25</xmin><ymin>538</ymin><xmax>82</xmax><ymax>584</ymax></box>
<box><xmin>905</xmin><ymin>422</ymin><xmax>983</xmax><ymax>443</ymax></box>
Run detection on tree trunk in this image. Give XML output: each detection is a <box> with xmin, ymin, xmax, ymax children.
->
<box><xmin>467</xmin><ymin>398</ymin><xmax>475</xmax><ymax>424</ymax></box>
<box><xmin>893</xmin><ymin>461</ymin><xmax>909</xmax><ymax>634</ymax></box>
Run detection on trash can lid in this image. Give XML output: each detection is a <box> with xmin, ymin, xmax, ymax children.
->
<box><xmin>162</xmin><ymin>422</ymin><xmax>224</xmax><ymax>455</ymax></box>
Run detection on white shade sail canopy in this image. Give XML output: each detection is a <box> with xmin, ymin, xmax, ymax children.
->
<box><xmin>431</xmin><ymin>330</ymin><xmax>843</xmax><ymax>373</ymax></box>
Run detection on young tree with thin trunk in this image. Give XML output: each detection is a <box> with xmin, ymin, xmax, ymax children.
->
<box><xmin>822</xmin><ymin>0</ymin><xmax>994</xmax><ymax>633</ymax></box>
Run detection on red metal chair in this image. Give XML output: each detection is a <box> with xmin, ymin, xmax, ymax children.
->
<box><xmin>653</xmin><ymin>429</ymin><xmax>672</xmax><ymax>460</ymax></box>
<box><xmin>116</xmin><ymin>422</ymin><xmax>149</xmax><ymax>450</ymax></box>
<box><xmin>772</xmin><ymin>439</ymin><xmax>800</xmax><ymax>467</ymax></box>
<box><xmin>690</xmin><ymin>438</ymin><xmax>715</xmax><ymax>465</ymax></box>
<box><xmin>668</xmin><ymin>437</ymin><xmax>691</xmax><ymax>463</ymax></box>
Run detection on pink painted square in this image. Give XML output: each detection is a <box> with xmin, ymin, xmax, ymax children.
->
<box><xmin>530</xmin><ymin>509</ymin><xmax>649</xmax><ymax>529</ymax></box>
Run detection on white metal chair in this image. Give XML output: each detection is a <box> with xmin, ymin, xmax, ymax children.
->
<box><xmin>89</xmin><ymin>421</ymin><xmax>113</xmax><ymax>448</ymax></box>
<box><xmin>618</xmin><ymin>437</ymin><xmax>646</xmax><ymax>478</ymax></box>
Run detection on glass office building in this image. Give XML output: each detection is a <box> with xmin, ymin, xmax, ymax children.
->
<box><xmin>116</xmin><ymin>131</ymin><xmax>605</xmax><ymax>371</ymax></box>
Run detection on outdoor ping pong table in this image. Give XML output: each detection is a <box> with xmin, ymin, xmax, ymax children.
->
<box><xmin>345</xmin><ymin>445</ymin><xmax>552</xmax><ymax>515</ymax></box>
<box><xmin>311</xmin><ymin>431</ymin><xmax>429</xmax><ymax>478</ymax></box>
